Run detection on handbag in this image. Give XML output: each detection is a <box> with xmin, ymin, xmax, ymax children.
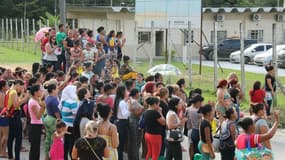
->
<box><xmin>83</xmin><ymin>138</ymin><xmax>101</xmax><ymax>160</ymax></box>
<box><xmin>167</xmin><ymin>128</ymin><xmax>184</xmax><ymax>142</ymax></box>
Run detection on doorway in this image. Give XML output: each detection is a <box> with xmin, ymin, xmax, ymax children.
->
<box><xmin>155</xmin><ymin>31</ymin><xmax>164</xmax><ymax>56</ymax></box>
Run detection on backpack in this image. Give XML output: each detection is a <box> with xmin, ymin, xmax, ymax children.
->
<box><xmin>0</xmin><ymin>90</ymin><xmax>16</xmax><ymax>118</ymax></box>
<box><xmin>219</xmin><ymin>121</ymin><xmax>235</xmax><ymax>151</ymax></box>
<box><xmin>235</xmin><ymin>135</ymin><xmax>273</xmax><ymax>160</ymax></box>
<box><xmin>138</xmin><ymin>112</ymin><xmax>145</xmax><ymax>130</ymax></box>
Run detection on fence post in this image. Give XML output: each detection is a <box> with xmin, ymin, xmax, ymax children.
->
<box><xmin>15</xmin><ymin>18</ymin><xmax>18</xmax><ymax>50</ymax></box>
<box><xmin>214</xmin><ymin>22</ymin><xmax>218</xmax><ymax>91</ymax></box>
<box><xmin>5</xmin><ymin>18</ymin><xmax>8</xmax><ymax>47</ymax></box>
<box><xmin>72</xmin><ymin>19</ymin><xmax>75</xmax><ymax>29</ymax></box>
<box><xmin>272</xmin><ymin>23</ymin><xmax>277</xmax><ymax>108</ymax></box>
<box><xmin>133</xmin><ymin>21</ymin><xmax>137</xmax><ymax>69</ymax></box>
<box><xmin>150</xmin><ymin>20</ymin><xmax>154</xmax><ymax>67</ymax></box>
<box><xmin>47</xmin><ymin>19</ymin><xmax>49</xmax><ymax>27</ymax></box>
<box><xmin>1</xmin><ymin>19</ymin><xmax>4</xmax><ymax>46</ymax></box>
<box><xmin>167</xmin><ymin>20</ymin><xmax>171</xmax><ymax>64</ymax></box>
<box><xmin>21</xmin><ymin>18</ymin><xmax>24</xmax><ymax>51</ymax></box>
<box><xmin>39</xmin><ymin>19</ymin><xmax>42</xmax><ymax>29</ymax></box>
<box><xmin>26</xmin><ymin>18</ymin><xmax>30</xmax><ymax>52</ymax></box>
<box><xmin>188</xmin><ymin>21</ymin><xmax>192</xmax><ymax>89</ymax></box>
<box><xmin>10</xmin><ymin>18</ymin><xmax>13</xmax><ymax>48</ymax></box>
<box><xmin>33</xmin><ymin>18</ymin><xmax>37</xmax><ymax>55</ymax></box>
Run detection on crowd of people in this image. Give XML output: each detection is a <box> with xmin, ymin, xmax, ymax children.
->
<box><xmin>0</xmin><ymin>23</ymin><xmax>280</xmax><ymax>160</ymax></box>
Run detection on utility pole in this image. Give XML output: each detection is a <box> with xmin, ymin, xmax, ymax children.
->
<box><xmin>59</xmin><ymin>0</ymin><xmax>66</xmax><ymax>25</ymax></box>
<box><xmin>240</xmin><ymin>23</ymin><xmax>246</xmax><ymax>97</ymax></box>
<box><xmin>188</xmin><ymin>21</ymin><xmax>192</xmax><ymax>89</ymax></box>
<box><xmin>272</xmin><ymin>23</ymin><xmax>277</xmax><ymax>108</ymax></box>
<box><xmin>214</xmin><ymin>22</ymin><xmax>218</xmax><ymax>90</ymax></box>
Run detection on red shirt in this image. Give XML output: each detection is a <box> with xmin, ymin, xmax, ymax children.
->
<box><xmin>96</xmin><ymin>95</ymin><xmax>114</xmax><ymax>109</ymax></box>
<box><xmin>236</xmin><ymin>133</ymin><xmax>261</xmax><ymax>149</ymax></box>
<box><xmin>41</xmin><ymin>38</ymin><xmax>49</xmax><ymax>52</ymax></box>
<box><xmin>249</xmin><ymin>89</ymin><xmax>265</xmax><ymax>104</ymax></box>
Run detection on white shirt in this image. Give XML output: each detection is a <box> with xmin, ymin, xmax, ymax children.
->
<box><xmin>117</xmin><ymin>100</ymin><xmax>130</xmax><ymax>119</ymax></box>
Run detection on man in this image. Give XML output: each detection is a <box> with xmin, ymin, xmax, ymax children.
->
<box><xmin>56</xmin><ymin>24</ymin><xmax>67</xmax><ymax>72</ymax></box>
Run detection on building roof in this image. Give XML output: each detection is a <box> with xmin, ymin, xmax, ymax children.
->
<box><xmin>203</xmin><ymin>7</ymin><xmax>285</xmax><ymax>13</ymax></box>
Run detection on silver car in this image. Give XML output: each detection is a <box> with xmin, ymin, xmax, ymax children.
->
<box><xmin>229</xmin><ymin>43</ymin><xmax>272</xmax><ymax>64</ymax></box>
<box><xmin>254</xmin><ymin>45</ymin><xmax>285</xmax><ymax>66</ymax></box>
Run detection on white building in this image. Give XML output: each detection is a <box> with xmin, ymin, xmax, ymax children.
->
<box><xmin>66</xmin><ymin>1</ymin><xmax>285</xmax><ymax>60</ymax></box>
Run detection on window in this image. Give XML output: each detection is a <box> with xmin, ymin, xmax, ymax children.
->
<box><xmin>211</xmin><ymin>31</ymin><xmax>227</xmax><ymax>44</ymax></box>
<box><xmin>248</xmin><ymin>30</ymin><xmax>263</xmax><ymax>42</ymax></box>
<box><xmin>255</xmin><ymin>46</ymin><xmax>264</xmax><ymax>52</ymax></box>
<box><xmin>138</xmin><ymin>32</ymin><xmax>151</xmax><ymax>43</ymax></box>
<box><xmin>266</xmin><ymin>45</ymin><xmax>272</xmax><ymax>50</ymax></box>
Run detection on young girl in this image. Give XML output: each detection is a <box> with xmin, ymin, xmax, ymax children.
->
<box><xmin>49</xmin><ymin>121</ymin><xmax>68</xmax><ymax>160</ymax></box>
<box><xmin>70</xmin><ymin>40</ymin><xmax>83</xmax><ymax>62</ymax></box>
<box><xmin>112</xmin><ymin>60</ymin><xmax>120</xmax><ymax>79</ymax></box>
<box><xmin>101</xmin><ymin>59</ymin><xmax>112</xmax><ymax>81</ymax></box>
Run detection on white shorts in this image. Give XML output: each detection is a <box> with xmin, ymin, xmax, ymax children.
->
<box><xmin>187</xmin><ymin>129</ymin><xmax>193</xmax><ymax>145</ymax></box>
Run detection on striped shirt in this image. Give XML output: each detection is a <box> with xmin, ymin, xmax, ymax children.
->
<box><xmin>61</xmin><ymin>101</ymin><xmax>78</xmax><ymax>127</ymax></box>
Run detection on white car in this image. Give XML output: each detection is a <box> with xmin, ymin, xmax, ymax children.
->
<box><xmin>229</xmin><ymin>43</ymin><xmax>272</xmax><ymax>64</ymax></box>
<box><xmin>254</xmin><ymin>45</ymin><xmax>285</xmax><ymax>66</ymax></box>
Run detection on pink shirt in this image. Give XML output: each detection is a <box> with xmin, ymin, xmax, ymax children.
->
<box><xmin>28</xmin><ymin>98</ymin><xmax>43</xmax><ymax>124</ymax></box>
<box><xmin>236</xmin><ymin>133</ymin><xmax>261</xmax><ymax>150</ymax></box>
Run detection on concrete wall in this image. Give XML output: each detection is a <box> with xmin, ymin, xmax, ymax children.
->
<box><xmin>203</xmin><ymin>12</ymin><xmax>285</xmax><ymax>45</ymax></box>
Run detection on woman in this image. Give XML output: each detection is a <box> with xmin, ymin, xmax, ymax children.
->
<box><xmin>215</xmin><ymin>80</ymin><xmax>232</xmax><ymax>120</ymax></box>
<box><xmin>264</xmin><ymin>65</ymin><xmax>276</xmax><ymax>116</ymax></box>
<box><xmin>136</xmin><ymin>73</ymin><xmax>145</xmax><ymax>93</ymax></box>
<box><xmin>0</xmin><ymin>80</ymin><xmax>9</xmax><ymax>158</ymax></box>
<box><xmin>107</xmin><ymin>30</ymin><xmax>116</xmax><ymax>53</ymax></box>
<box><xmin>113</xmin><ymin>85</ymin><xmax>129</xmax><ymax>160</ymax></box>
<box><xmin>166</xmin><ymin>97</ymin><xmax>187</xmax><ymax>160</ymax></box>
<box><xmin>185</xmin><ymin>94</ymin><xmax>203</xmax><ymax>159</ymax></box>
<box><xmin>251</xmin><ymin>103</ymin><xmax>271</xmax><ymax>149</ymax></box>
<box><xmin>63</xmin><ymin>30</ymin><xmax>74</xmax><ymax>71</ymax></box>
<box><xmin>43</xmin><ymin>83</ymin><xmax>61</xmax><ymax>160</ymax></box>
<box><xmin>115</xmin><ymin>32</ymin><xmax>126</xmax><ymax>61</ymax></box>
<box><xmin>219</xmin><ymin>107</ymin><xmax>237</xmax><ymax>160</ymax></box>
<box><xmin>119</xmin><ymin>56</ymin><xmax>137</xmax><ymax>81</ymax></box>
<box><xmin>235</xmin><ymin>112</ymin><xmax>279</xmax><ymax>160</ymax></box>
<box><xmin>96</xmin><ymin>84</ymin><xmax>114</xmax><ymax>110</ymax></box>
<box><xmin>176</xmin><ymin>78</ymin><xmax>187</xmax><ymax>102</ymax></box>
<box><xmin>44</xmin><ymin>36</ymin><xmax>59</xmax><ymax>71</ymax></box>
<box><xmin>97</xmin><ymin>103</ymin><xmax>119</xmax><ymax>160</ymax></box>
<box><xmin>70</xmin><ymin>40</ymin><xmax>83</xmax><ymax>62</ymax></box>
<box><xmin>7</xmin><ymin>80</ymin><xmax>29</xmax><ymax>160</ymax></box>
<box><xmin>198</xmin><ymin>104</ymin><xmax>215</xmax><ymax>160</ymax></box>
<box><xmin>87</xmin><ymin>30</ymin><xmax>96</xmax><ymax>47</ymax></box>
<box><xmin>96</xmin><ymin>26</ymin><xmax>109</xmax><ymax>53</ymax></box>
<box><xmin>249</xmin><ymin>81</ymin><xmax>265</xmax><ymax>114</ymax></box>
<box><xmin>94</xmin><ymin>42</ymin><xmax>108</xmax><ymax>76</ymax></box>
<box><xmin>72</xmin><ymin>120</ymin><xmax>109</xmax><ymax>160</ymax></box>
<box><xmin>144</xmin><ymin>96</ymin><xmax>166</xmax><ymax>160</ymax></box>
<box><xmin>28</xmin><ymin>85</ymin><xmax>46</xmax><ymax>160</ymax></box>
<box><xmin>157</xmin><ymin>87</ymin><xmax>169</xmax><ymax>159</ymax></box>
<box><xmin>59</xmin><ymin>84</ymin><xmax>80</xmax><ymax>160</ymax></box>
<box><xmin>128</xmin><ymin>88</ymin><xmax>144</xmax><ymax>160</ymax></box>
<box><xmin>73</xmin><ymin>87</ymin><xmax>94</xmax><ymax>139</ymax></box>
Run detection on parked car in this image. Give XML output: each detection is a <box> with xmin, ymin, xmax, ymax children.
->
<box><xmin>277</xmin><ymin>50</ymin><xmax>285</xmax><ymax>68</ymax></box>
<box><xmin>201</xmin><ymin>38</ymin><xmax>258</xmax><ymax>60</ymax></box>
<box><xmin>254</xmin><ymin>45</ymin><xmax>285</xmax><ymax>66</ymax></box>
<box><xmin>229</xmin><ymin>43</ymin><xmax>272</xmax><ymax>64</ymax></box>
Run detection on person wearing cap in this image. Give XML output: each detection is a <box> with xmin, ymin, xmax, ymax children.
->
<box><xmin>185</xmin><ymin>94</ymin><xmax>204</xmax><ymax>159</ymax></box>
<box><xmin>119</xmin><ymin>55</ymin><xmax>137</xmax><ymax>81</ymax></box>
<box><xmin>72</xmin><ymin>120</ymin><xmax>109</xmax><ymax>160</ymax></box>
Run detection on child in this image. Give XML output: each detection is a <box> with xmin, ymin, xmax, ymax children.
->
<box><xmin>101</xmin><ymin>59</ymin><xmax>112</xmax><ymax>81</ymax></box>
<box><xmin>83</xmin><ymin>43</ymin><xmax>95</xmax><ymax>62</ymax></box>
<box><xmin>82</xmin><ymin>62</ymin><xmax>94</xmax><ymax>84</ymax></box>
<box><xmin>70</xmin><ymin>40</ymin><xmax>83</xmax><ymax>62</ymax></box>
<box><xmin>49</xmin><ymin>121</ymin><xmax>68</xmax><ymax>160</ymax></box>
<box><xmin>112</xmin><ymin>60</ymin><xmax>120</xmax><ymax>79</ymax></box>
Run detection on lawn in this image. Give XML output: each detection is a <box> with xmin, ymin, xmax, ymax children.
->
<box><xmin>1</xmin><ymin>46</ymin><xmax>285</xmax><ymax>124</ymax></box>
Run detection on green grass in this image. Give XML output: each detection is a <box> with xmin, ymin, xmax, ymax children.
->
<box><xmin>1</xmin><ymin>46</ymin><xmax>285</xmax><ymax>123</ymax></box>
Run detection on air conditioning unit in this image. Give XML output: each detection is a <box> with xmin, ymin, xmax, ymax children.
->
<box><xmin>252</xmin><ymin>14</ymin><xmax>261</xmax><ymax>21</ymax></box>
<box><xmin>276</xmin><ymin>14</ymin><xmax>285</xmax><ymax>22</ymax></box>
<box><xmin>216</xmin><ymin>14</ymin><xmax>225</xmax><ymax>22</ymax></box>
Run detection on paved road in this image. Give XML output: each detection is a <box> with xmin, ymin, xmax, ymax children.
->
<box><xmin>192</xmin><ymin>60</ymin><xmax>285</xmax><ymax>77</ymax></box>
<box><xmin>18</xmin><ymin>130</ymin><xmax>285</xmax><ymax>160</ymax></box>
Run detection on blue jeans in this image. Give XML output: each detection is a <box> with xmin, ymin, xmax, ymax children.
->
<box><xmin>116</xmin><ymin>119</ymin><xmax>129</xmax><ymax>160</ymax></box>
